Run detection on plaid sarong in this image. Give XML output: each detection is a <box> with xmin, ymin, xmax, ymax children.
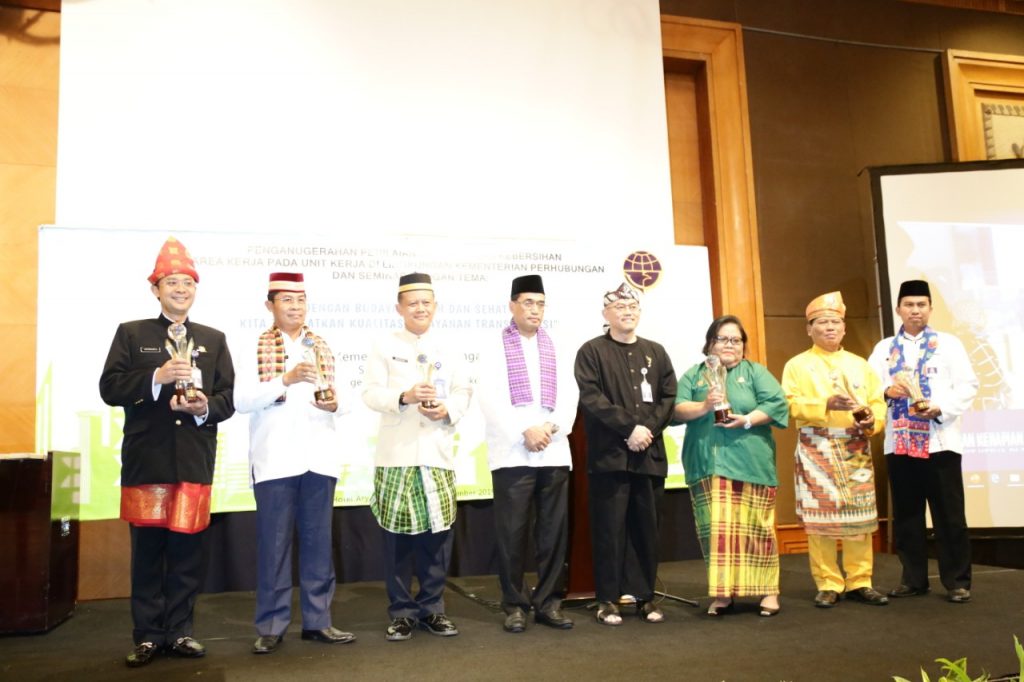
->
<box><xmin>256</xmin><ymin>326</ymin><xmax>335</xmax><ymax>402</ymax></box>
<box><xmin>502</xmin><ymin>322</ymin><xmax>557</xmax><ymax>410</ymax></box>
<box><xmin>794</xmin><ymin>426</ymin><xmax>879</xmax><ymax>537</ymax></box>
<box><xmin>691</xmin><ymin>476</ymin><xmax>779</xmax><ymax>597</ymax></box>
<box><xmin>370</xmin><ymin>466</ymin><xmax>457</xmax><ymax>534</ymax></box>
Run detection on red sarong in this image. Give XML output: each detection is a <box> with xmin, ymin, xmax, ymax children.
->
<box><xmin>120</xmin><ymin>482</ymin><xmax>212</xmax><ymax>534</ymax></box>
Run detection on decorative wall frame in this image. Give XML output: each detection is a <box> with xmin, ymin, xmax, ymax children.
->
<box><xmin>944</xmin><ymin>49</ymin><xmax>1024</xmax><ymax>161</ymax></box>
<box><xmin>982</xmin><ymin>102</ymin><xmax>1024</xmax><ymax>158</ymax></box>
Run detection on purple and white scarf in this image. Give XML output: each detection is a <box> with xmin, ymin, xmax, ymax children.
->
<box><xmin>503</xmin><ymin>321</ymin><xmax>557</xmax><ymax>410</ymax></box>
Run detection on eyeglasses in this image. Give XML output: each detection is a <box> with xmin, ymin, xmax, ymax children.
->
<box><xmin>516</xmin><ymin>298</ymin><xmax>546</xmax><ymax>310</ymax></box>
<box><xmin>609</xmin><ymin>303</ymin><xmax>640</xmax><ymax>313</ymax></box>
<box><xmin>714</xmin><ymin>335</ymin><xmax>743</xmax><ymax>346</ymax></box>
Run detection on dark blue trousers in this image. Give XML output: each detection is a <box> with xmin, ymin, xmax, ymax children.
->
<box><xmin>382</xmin><ymin>527</ymin><xmax>453</xmax><ymax>620</ymax></box>
<box><xmin>253</xmin><ymin>471</ymin><xmax>337</xmax><ymax>636</ymax></box>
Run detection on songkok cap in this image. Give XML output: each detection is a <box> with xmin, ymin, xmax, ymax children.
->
<box><xmin>511</xmin><ymin>274</ymin><xmax>544</xmax><ymax>298</ymax></box>
<box><xmin>148</xmin><ymin>236</ymin><xmax>199</xmax><ymax>285</ymax></box>
<box><xmin>604</xmin><ymin>281</ymin><xmax>641</xmax><ymax>307</ymax></box>
<box><xmin>897</xmin><ymin>279</ymin><xmax>931</xmax><ymax>302</ymax></box>
<box><xmin>398</xmin><ymin>272</ymin><xmax>433</xmax><ymax>294</ymax></box>
<box><xmin>269</xmin><ymin>272</ymin><xmax>305</xmax><ymax>293</ymax></box>
<box><xmin>805</xmin><ymin>291</ymin><xmax>846</xmax><ymax>320</ymax></box>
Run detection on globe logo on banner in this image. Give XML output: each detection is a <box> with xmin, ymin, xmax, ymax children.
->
<box><xmin>622</xmin><ymin>251</ymin><xmax>662</xmax><ymax>291</ymax></box>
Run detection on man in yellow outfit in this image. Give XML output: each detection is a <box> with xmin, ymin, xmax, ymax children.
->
<box><xmin>781</xmin><ymin>292</ymin><xmax>889</xmax><ymax>608</ymax></box>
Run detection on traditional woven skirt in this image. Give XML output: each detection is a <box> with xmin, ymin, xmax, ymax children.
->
<box><xmin>794</xmin><ymin>426</ymin><xmax>879</xmax><ymax>537</ymax></box>
<box><xmin>691</xmin><ymin>475</ymin><xmax>780</xmax><ymax>597</ymax></box>
<box><xmin>120</xmin><ymin>482</ymin><xmax>212</xmax><ymax>534</ymax></box>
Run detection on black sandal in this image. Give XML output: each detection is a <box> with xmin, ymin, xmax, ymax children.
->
<box><xmin>637</xmin><ymin>600</ymin><xmax>665</xmax><ymax>623</ymax></box>
<box><xmin>707</xmin><ymin>599</ymin><xmax>735</xmax><ymax>616</ymax></box>
<box><xmin>595</xmin><ymin>601</ymin><xmax>622</xmax><ymax>626</ymax></box>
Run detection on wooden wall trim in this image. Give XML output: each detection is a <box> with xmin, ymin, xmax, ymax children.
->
<box><xmin>943</xmin><ymin>49</ymin><xmax>1024</xmax><ymax>160</ymax></box>
<box><xmin>661</xmin><ymin>16</ymin><xmax>767</xmax><ymax>362</ymax></box>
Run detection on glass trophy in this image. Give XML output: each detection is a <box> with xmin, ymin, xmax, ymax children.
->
<box><xmin>701</xmin><ymin>354</ymin><xmax>732</xmax><ymax>424</ymax></box>
<box><xmin>416</xmin><ymin>353</ymin><xmax>438</xmax><ymax>408</ymax></box>
<box><xmin>895</xmin><ymin>368</ymin><xmax>930</xmax><ymax>415</ymax></box>
<box><xmin>165</xmin><ymin>323</ymin><xmax>199</xmax><ymax>403</ymax></box>
<box><xmin>302</xmin><ymin>334</ymin><xmax>335</xmax><ymax>403</ymax></box>
<box><xmin>830</xmin><ymin>370</ymin><xmax>872</xmax><ymax>423</ymax></box>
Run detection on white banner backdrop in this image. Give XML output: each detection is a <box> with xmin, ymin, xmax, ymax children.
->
<box><xmin>38</xmin><ymin>228</ymin><xmax>712</xmax><ymax>520</ymax></box>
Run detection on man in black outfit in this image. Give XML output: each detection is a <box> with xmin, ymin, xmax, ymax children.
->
<box><xmin>99</xmin><ymin>236</ymin><xmax>234</xmax><ymax>667</ymax></box>
<box><xmin>574</xmin><ymin>281</ymin><xmax>676</xmax><ymax>626</ymax></box>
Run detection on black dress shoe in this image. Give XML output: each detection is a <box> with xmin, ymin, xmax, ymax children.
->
<box><xmin>888</xmin><ymin>584</ymin><xmax>930</xmax><ymax>598</ymax></box>
<box><xmin>814</xmin><ymin>590</ymin><xmax>840</xmax><ymax>608</ymax></box>
<box><xmin>252</xmin><ymin>635</ymin><xmax>282</xmax><ymax>654</ymax></box>
<box><xmin>846</xmin><ymin>587</ymin><xmax>889</xmax><ymax>606</ymax></box>
<box><xmin>948</xmin><ymin>588</ymin><xmax>971</xmax><ymax>603</ymax></box>
<box><xmin>125</xmin><ymin>642</ymin><xmax>159</xmax><ymax>668</ymax></box>
<box><xmin>503</xmin><ymin>608</ymin><xmax>527</xmax><ymax>633</ymax></box>
<box><xmin>535</xmin><ymin>608</ymin><xmax>573</xmax><ymax>629</ymax></box>
<box><xmin>301</xmin><ymin>626</ymin><xmax>356</xmax><ymax>644</ymax></box>
<box><xmin>419</xmin><ymin>613</ymin><xmax>459</xmax><ymax>636</ymax></box>
<box><xmin>386</xmin><ymin>617</ymin><xmax>415</xmax><ymax>641</ymax></box>
<box><xmin>168</xmin><ymin>636</ymin><xmax>206</xmax><ymax>658</ymax></box>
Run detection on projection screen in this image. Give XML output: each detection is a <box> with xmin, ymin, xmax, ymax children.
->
<box><xmin>871</xmin><ymin>159</ymin><xmax>1024</xmax><ymax>529</ymax></box>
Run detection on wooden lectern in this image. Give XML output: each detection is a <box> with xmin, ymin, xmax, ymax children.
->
<box><xmin>0</xmin><ymin>452</ymin><xmax>79</xmax><ymax>633</ymax></box>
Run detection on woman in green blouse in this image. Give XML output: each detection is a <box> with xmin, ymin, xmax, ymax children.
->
<box><xmin>673</xmin><ymin>315</ymin><xmax>789</xmax><ymax>617</ymax></box>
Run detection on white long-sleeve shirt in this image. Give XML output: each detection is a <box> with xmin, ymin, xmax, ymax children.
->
<box><xmin>234</xmin><ymin>331</ymin><xmax>344</xmax><ymax>484</ymax></box>
<box><xmin>477</xmin><ymin>329</ymin><xmax>578</xmax><ymax>471</ymax></box>
<box><xmin>868</xmin><ymin>329</ymin><xmax>979</xmax><ymax>455</ymax></box>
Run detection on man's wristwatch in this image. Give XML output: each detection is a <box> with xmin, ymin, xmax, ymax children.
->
<box><xmin>398</xmin><ymin>392</ymin><xmax>406</xmax><ymax>407</ymax></box>
<box><xmin>743</xmin><ymin>415</ymin><xmax>753</xmax><ymax>430</ymax></box>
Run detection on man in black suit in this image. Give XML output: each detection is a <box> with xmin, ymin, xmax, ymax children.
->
<box><xmin>99</xmin><ymin>236</ymin><xmax>235</xmax><ymax>668</ymax></box>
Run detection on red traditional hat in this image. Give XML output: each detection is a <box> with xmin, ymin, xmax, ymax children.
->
<box><xmin>268</xmin><ymin>272</ymin><xmax>305</xmax><ymax>293</ymax></box>
<box><xmin>147</xmin><ymin>236</ymin><xmax>199</xmax><ymax>284</ymax></box>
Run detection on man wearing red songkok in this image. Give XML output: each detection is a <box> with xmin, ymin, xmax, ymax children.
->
<box><xmin>100</xmin><ymin>236</ymin><xmax>235</xmax><ymax>668</ymax></box>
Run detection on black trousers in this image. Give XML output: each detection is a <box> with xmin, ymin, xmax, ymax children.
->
<box><xmin>382</xmin><ymin>527</ymin><xmax>453</xmax><ymax>620</ymax></box>
<box><xmin>491</xmin><ymin>465</ymin><xmax>570</xmax><ymax>613</ymax></box>
<box><xmin>887</xmin><ymin>451</ymin><xmax>972</xmax><ymax>591</ymax></box>
<box><xmin>588</xmin><ymin>471</ymin><xmax>664</xmax><ymax>603</ymax></box>
<box><xmin>129</xmin><ymin>524</ymin><xmax>204</xmax><ymax>646</ymax></box>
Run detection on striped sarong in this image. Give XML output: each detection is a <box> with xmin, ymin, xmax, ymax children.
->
<box><xmin>794</xmin><ymin>426</ymin><xmax>878</xmax><ymax>537</ymax></box>
<box><xmin>370</xmin><ymin>466</ymin><xmax>457</xmax><ymax>534</ymax></box>
<box><xmin>691</xmin><ymin>476</ymin><xmax>779</xmax><ymax>597</ymax></box>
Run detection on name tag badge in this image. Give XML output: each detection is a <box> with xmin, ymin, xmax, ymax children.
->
<box><xmin>192</xmin><ymin>366</ymin><xmax>204</xmax><ymax>390</ymax></box>
<box><xmin>434</xmin><ymin>378</ymin><xmax>448</xmax><ymax>399</ymax></box>
<box><xmin>641</xmin><ymin>380</ymin><xmax>653</xmax><ymax>403</ymax></box>
<box><xmin>140</xmin><ymin>346</ymin><xmax>162</xmax><ymax>353</ymax></box>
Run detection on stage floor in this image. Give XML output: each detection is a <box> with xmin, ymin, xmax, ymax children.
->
<box><xmin>2</xmin><ymin>553</ymin><xmax>1021</xmax><ymax>682</ymax></box>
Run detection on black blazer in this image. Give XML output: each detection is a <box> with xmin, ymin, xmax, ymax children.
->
<box><xmin>99</xmin><ymin>315</ymin><xmax>235</xmax><ymax>486</ymax></box>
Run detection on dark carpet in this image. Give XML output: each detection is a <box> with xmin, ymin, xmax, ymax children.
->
<box><xmin>1</xmin><ymin>553</ymin><xmax>1021</xmax><ymax>682</ymax></box>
